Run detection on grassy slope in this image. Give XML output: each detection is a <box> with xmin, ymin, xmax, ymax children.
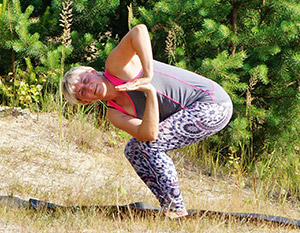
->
<box><xmin>0</xmin><ymin>106</ymin><xmax>299</xmax><ymax>232</ymax></box>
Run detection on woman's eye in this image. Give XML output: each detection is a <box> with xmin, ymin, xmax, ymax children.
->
<box><xmin>83</xmin><ymin>78</ymin><xmax>88</xmax><ymax>84</ymax></box>
<box><xmin>80</xmin><ymin>89</ymin><xmax>85</xmax><ymax>96</ymax></box>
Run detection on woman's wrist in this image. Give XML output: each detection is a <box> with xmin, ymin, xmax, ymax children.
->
<box><xmin>144</xmin><ymin>83</ymin><xmax>156</xmax><ymax>95</ymax></box>
<box><xmin>143</xmin><ymin>70</ymin><xmax>153</xmax><ymax>79</ymax></box>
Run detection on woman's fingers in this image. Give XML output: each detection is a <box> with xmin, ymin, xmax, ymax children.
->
<box><xmin>115</xmin><ymin>77</ymin><xmax>152</xmax><ymax>92</ymax></box>
<box><xmin>115</xmin><ymin>82</ymin><xmax>137</xmax><ymax>91</ymax></box>
<box><xmin>116</xmin><ymin>82</ymin><xmax>154</xmax><ymax>92</ymax></box>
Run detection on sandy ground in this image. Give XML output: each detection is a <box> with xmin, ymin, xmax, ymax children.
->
<box><xmin>0</xmin><ymin>105</ymin><xmax>252</xmax><ymax>206</ymax></box>
<box><xmin>1</xmin><ymin>106</ymin><xmax>299</xmax><ymax>232</ymax></box>
<box><xmin>0</xmin><ymin>106</ymin><xmax>154</xmax><ymax>204</ymax></box>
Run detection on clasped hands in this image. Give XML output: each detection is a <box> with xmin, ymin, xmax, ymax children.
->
<box><xmin>115</xmin><ymin>76</ymin><xmax>154</xmax><ymax>93</ymax></box>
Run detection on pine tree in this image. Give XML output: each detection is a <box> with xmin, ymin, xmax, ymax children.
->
<box><xmin>0</xmin><ymin>0</ymin><xmax>49</xmax><ymax>106</ymax></box>
<box><xmin>0</xmin><ymin>0</ymin><xmax>299</xmax><ymax>198</ymax></box>
<box><xmin>132</xmin><ymin>0</ymin><xmax>300</xmax><ymax>168</ymax></box>
<box><xmin>0</xmin><ymin>0</ymin><xmax>68</xmax><ymax>107</ymax></box>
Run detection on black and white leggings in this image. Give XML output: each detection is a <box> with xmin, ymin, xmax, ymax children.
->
<box><xmin>124</xmin><ymin>101</ymin><xmax>233</xmax><ymax>212</ymax></box>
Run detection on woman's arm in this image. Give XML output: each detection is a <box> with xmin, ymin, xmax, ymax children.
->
<box><xmin>105</xmin><ymin>24</ymin><xmax>153</xmax><ymax>83</ymax></box>
<box><xmin>106</xmin><ymin>25</ymin><xmax>159</xmax><ymax>141</ymax></box>
<box><xmin>107</xmin><ymin>83</ymin><xmax>159</xmax><ymax>142</ymax></box>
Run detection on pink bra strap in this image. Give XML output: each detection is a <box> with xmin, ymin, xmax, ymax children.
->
<box><xmin>105</xmin><ymin>70</ymin><xmax>142</xmax><ymax>118</ymax></box>
<box><xmin>104</xmin><ymin>70</ymin><xmax>126</xmax><ymax>86</ymax></box>
<box><xmin>104</xmin><ymin>69</ymin><xmax>143</xmax><ymax>86</ymax></box>
<box><xmin>107</xmin><ymin>100</ymin><xmax>135</xmax><ymax>118</ymax></box>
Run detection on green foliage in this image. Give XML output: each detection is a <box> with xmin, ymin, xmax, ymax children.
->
<box><xmin>0</xmin><ymin>0</ymin><xmax>120</xmax><ymax>108</ymax></box>
<box><xmin>0</xmin><ymin>0</ymin><xmax>300</xmax><ymax>200</ymax></box>
<box><xmin>0</xmin><ymin>1</ymin><xmax>57</xmax><ymax>107</ymax></box>
<box><xmin>14</xmin><ymin>57</ymin><xmax>45</xmax><ymax>107</ymax></box>
<box><xmin>0</xmin><ymin>1</ymin><xmax>42</xmax><ymax>106</ymax></box>
<box><xmin>200</xmin><ymin>50</ymin><xmax>248</xmax><ymax>102</ymax></box>
<box><xmin>131</xmin><ymin>0</ymin><xmax>300</xmax><ymax>197</ymax></box>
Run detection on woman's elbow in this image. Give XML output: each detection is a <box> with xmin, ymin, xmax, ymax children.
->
<box><xmin>137</xmin><ymin>132</ymin><xmax>158</xmax><ymax>142</ymax></box>
<box><xmin>132</xmin><ymin>24</ymin><xmax>148</xmax><ymax>35</ymax></box>
<box><xmin>146</xmin><ymin>133</ymin><xmax>158</xmax><ymax>142</ymax></box>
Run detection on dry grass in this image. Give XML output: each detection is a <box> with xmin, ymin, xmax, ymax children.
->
<box><xmin>1</xmin><ymin>205</ymin><xmax>300</xmax><ymax>233</ymax></box>
<box><xmin>0</xmin><ymin>106</ymin><xmax>300</xmax><ymax>232</ymax></box>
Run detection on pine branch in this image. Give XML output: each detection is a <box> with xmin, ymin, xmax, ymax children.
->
<box><xmin>255</xmin><ymin>95</ymin><xmax>296</xmax><ymax>101</ymax></box>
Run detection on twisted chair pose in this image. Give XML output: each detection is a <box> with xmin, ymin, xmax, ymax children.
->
<box><xmin>62</xmin><ymin>24</ymin><xmax>233</xmax><ymax>218</ymax></box>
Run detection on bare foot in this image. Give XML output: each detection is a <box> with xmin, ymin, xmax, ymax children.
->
<box><xmin>165</xmin><ymin>210</ymin><xmax>188</xmax><ymax>219</ymax></box>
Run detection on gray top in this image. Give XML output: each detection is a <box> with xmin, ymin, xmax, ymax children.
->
<box><xmin>125</xmin><ymin>60</ymin><xmax>231</xmax><ymax>121</ymax></box>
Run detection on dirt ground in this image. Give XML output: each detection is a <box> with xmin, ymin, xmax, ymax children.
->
<box><xmin>0</xmin><ymin>106</ymin><xmax>153</xmax><ymax>203</ymax></box>
<box><xmin>1</xmin><ymin>106</ymin><xmax>299</xmax><ymax>232</ymax></box>
<box><xmin>0</xmin><ymin>105</ymin><xmax>252</xmax><ymax>206</ymax></box>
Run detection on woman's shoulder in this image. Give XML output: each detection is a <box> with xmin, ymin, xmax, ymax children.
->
<box><xmin>105</xmin><ymin>55</ymin><xmax>142</xmax><ymax>81</ymax></box>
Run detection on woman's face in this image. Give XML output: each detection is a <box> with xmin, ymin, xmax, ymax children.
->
<box><xmin>74</xmin><ymin>70</ymin><xmax>107</xmax><ymax>104</ymax></box>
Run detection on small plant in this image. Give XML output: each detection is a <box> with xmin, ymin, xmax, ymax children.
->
<box><xmin>57</xmin><ymin>0</ymin><xmax>74</xmax><ymax>144</ymax></box>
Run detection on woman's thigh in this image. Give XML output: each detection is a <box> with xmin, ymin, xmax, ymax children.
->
<box><xmin>150</xmin><ymin>101</ymin><xmax>233</xmax><ymax>151</ymax></box>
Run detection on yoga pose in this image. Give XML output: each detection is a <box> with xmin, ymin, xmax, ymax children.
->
<box><xmin>62</xmin><ymin>24</ymin><xmax>233</xmax><ymax>218</ymax></box>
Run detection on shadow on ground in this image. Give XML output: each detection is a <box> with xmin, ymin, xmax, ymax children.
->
<box><xmin>1</xmin><ymin>195</ymin><xmax>300</xmax><ymax>229</ymax></box>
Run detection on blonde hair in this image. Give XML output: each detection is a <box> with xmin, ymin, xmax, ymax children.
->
<box><xmin>62</xmin><ymin>66</ymin><xmax>102</xmax><ymax>104</ymax></box>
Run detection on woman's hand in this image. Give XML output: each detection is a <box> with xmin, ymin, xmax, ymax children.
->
<box><xmin>115</xmin><ymin>76</ymin><xmax>153</xmax><ymax>92</ymax></box>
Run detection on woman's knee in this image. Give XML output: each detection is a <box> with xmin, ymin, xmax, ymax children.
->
<box><xmin>124</xmin><ymin>137</ymin><xmax>162</xmax><ymax>159</ymax></box>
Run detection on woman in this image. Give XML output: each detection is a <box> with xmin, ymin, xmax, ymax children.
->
<box><xmin>62</xmin><ymin>24</ymin><xmax>233</xmax><ymax>218</ymax></box>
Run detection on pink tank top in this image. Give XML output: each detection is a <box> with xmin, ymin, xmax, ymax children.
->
<box><xmin>104</xmin><ymin>69</ymin><xmax>143</xmax><ymax>118</ymax></box>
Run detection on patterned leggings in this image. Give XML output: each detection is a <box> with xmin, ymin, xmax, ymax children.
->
<box><xmin>124</xmin><ymin>101</ymin><xmax>233</xmax><ymax>212</ymax></box>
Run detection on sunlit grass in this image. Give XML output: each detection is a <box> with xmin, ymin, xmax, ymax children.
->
<box><xmin>1</xmin><ymin>203</ymin><xmax>299</xmax><ymax>232</ymax></box>
<box><xmin>1</xmin><ymin>105</ymin><xmax>300</xmax><ymax>232</ymax></box>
